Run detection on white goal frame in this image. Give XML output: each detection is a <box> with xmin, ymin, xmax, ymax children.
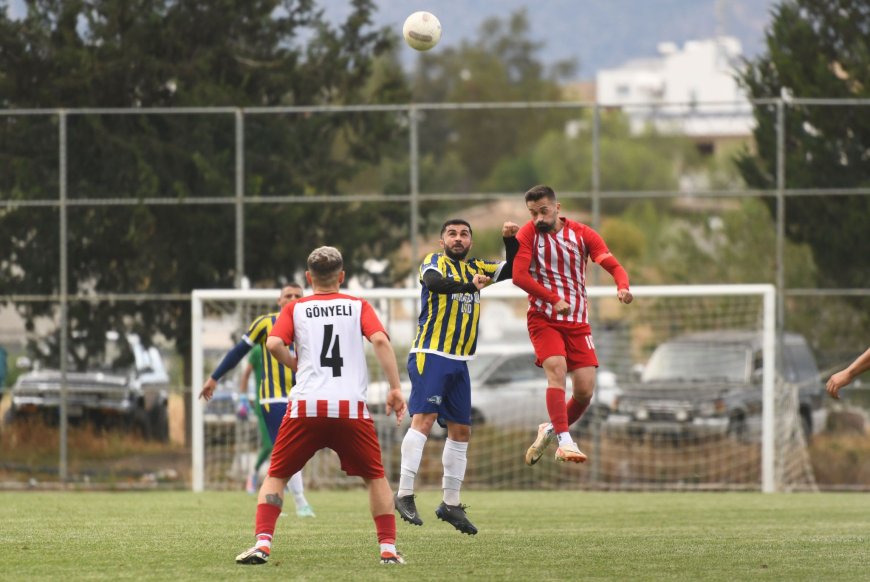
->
<box><xmin>191</xmin><ymin>284</ymin><xmax>776</xmax><ymax>493</ymax></box>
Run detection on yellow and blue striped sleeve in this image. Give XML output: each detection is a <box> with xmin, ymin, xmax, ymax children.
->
<box><xmin>245</xmin><ymin>314</ymin><xmax>274</xmax><ymax>345</ymax></box>
<box><xmin>471</xmin><ymin>258</ymin><xmax>504</xmax><ymax>279</ymax></box>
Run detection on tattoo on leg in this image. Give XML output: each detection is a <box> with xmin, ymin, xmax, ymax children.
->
<box><xmin>265</xmin><ymin>493</ymin><xmax>283</xmax><ymax>508</ymax></box>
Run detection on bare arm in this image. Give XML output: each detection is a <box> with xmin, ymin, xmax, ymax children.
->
<box><xmin>826</xmin><ymin>347</ymin><xmax>870</xmax><ymax>399</ymax></box>
<box><xmin>266</xmin><ymin>336</ymin><xmax>297</xmax><ymax>372</ymax></box>
<box><xmin>369</xmin><ymin>331</ymin><xmax>406</xmax><ymax>425</ymax></box>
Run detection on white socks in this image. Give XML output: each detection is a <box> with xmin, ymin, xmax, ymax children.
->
<box><xmin>442</xmin><ymin>439</ymin><xmax>468</xmax><ymax>506</ymax></box>
<box><xmin>398</xmin><ymin>429</ymin><xmax>469</xmax><ymax>506</ymax></box>
<box><xmin>288</xmin><ymin>470</ymin><xmax>308</xmax><ymax>509</ymax></box>
<box><xmin>557</xmin><ymin>432</ymin><xmax>573</xmax><ymax>447</ymax></box>
<box><xmin>398</xmin><ymin>428</ymin><xmax>427</xmax><ymax>497</ymax></box>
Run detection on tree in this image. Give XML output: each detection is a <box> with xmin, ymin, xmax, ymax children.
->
<box><xmin>0</xmin><ymin>1</ymin><xmax>410</xmax><ymax>378</ymax></box>
<box><xmin>736</xmin><ymin>0</ymin><xmax>870</xmax><ymax>288</ymax></box>
<box><xmin>408</xmin><ymin>9</ymin><xmax>578</xmax><ymax>192</ymax></box>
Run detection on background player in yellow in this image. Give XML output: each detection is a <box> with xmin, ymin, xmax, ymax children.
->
<box><xmin>200</xmin><ymin>283</ymin><xmax>314</xmax><ymax>517</ymax></box>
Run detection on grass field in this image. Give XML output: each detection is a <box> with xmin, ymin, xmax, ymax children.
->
<box><xmin>1</xmin><ymin>490</ymin><xmax>867</xmax><ymax>581</ymax></box>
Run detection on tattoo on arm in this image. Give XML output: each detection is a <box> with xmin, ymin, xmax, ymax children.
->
<box><xmin>264</xmin><ymin>493</ymin><xmax>284</xmax><ymax>508</ymax></box>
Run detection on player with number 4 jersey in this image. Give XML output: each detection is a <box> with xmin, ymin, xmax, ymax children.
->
<box><xmin>234</xmin><ymin>246</ymin><xmax>407</xmax><ymax>567</ymax></box>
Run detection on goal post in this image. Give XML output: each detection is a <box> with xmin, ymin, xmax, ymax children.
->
<box><xmin>191</xmin><ymin>284</ymin><xmax>802</xmax><ymax>493</ymax></box>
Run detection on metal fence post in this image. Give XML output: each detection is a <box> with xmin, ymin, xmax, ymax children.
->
<box><xmin>590</xmin><ymin>103</ymin><xmax>602</xmax><ymax>484</ymax></box>
<box><xmin>58</xmin><ymin>110</ymin><xmax>69</xmax><ymax>483</ymax></box>
<box><xmin>409</xmin><ymin>105</ymin><xmax>420</xmax><ymax>265</ymax></box>
<box><xmin>770</xmin><ymin>98</ymin><xmax>787</xmax><ymax>492</ymax></box>
<box><xmin>235</xmin><ymin>109</ymin><xmax>245</xmax><ymax>288</ymax></box>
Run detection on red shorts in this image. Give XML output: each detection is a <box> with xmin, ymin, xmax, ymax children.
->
<box><xmin>268</xmin><ymin>416</ymin><xmax>385</xmax><ymax>480</ymax></box>
<box><xmin>527</xmin><ymin>311</ymin><xmax>598</xmax><ymax>372</ymax></box>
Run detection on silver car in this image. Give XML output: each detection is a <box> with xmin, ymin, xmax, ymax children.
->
<box><xmin>369</xmin><ymin>343</ymin><xmax>621</xmax><ymax>437</ymax></box>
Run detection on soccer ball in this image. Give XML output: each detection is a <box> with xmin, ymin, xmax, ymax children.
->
<box><xmin>402</xmin><ymin>11</ymin><xmax>441</xmax><ymax>51</ymax></box>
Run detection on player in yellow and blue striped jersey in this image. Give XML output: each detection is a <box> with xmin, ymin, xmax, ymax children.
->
<box><xmin>395</xmin><ymin>219</ymin><xmax>519</xmax><ymax>535</ymax></box>
<box><xmin>199</xmin><ymin>283</ymin><xmax>315</xmax><ymax>517</ymax></box>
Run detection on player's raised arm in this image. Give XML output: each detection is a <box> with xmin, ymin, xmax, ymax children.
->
<box><xmin>511</xmin><ymin>224</ymin><xmax>563</xmax><ymax>305</ymax></box>
<box><xmin>491</xmin><ymin>221</ymin><xmax>520</xmax><ymax>283</ymax></box>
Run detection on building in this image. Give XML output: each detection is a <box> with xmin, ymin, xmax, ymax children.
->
<box><xmin>596</xmin><ymin>37</ymin><xmax>754</xmax><ymax>153</ymax></box>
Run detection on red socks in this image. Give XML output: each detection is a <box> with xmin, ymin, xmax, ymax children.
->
<box><xmin>546</xmin><ymin>388</ymin><xmax>569</xmax><ymax>434</ymax></box>
<box><xmin>254</xmin><ymin>503</ymin><xmax>282</xmax><ymax>550</ymax></box>
<box><xmin>567</xmin><ymin>396</ymin><xmax>592</xmax><ymax>425</ymax></box>
<box><xmin>374</xmin><ymin>513</ymin><xmax>396</xmax><ymax>545</ymax></box>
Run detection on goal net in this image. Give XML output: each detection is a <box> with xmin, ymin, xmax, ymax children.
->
<box><xmin>191</xmin><ymin>284</ymin><xmax>815</xmax><ymax>493</ymax></box>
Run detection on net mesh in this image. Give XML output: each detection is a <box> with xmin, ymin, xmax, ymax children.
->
<box><xmin>192</xmin><ymin>286</ymin><xmax>815</xmax><ymax>492</ymax></box>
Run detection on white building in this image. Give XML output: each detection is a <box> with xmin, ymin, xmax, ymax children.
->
<box><xmin>596</xmin><ymin>37</ymin><xmax>754</xmax><ymax>147</ymax></box>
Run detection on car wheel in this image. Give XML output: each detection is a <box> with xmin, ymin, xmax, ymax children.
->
<box><xmin>129</xmin><ymin>406</ymin><xmax>151</xmax><ymax>440</ymax></box>
<box><xmin>149</xmin><ymin>402</ymin><xmax>169</xmax><ymax>443</ymax></box>
<box><xmin>800</xmin><ymin>410</ymin><xmax>812</xmax><ymax>441</ymax></box>
<box><xmin>727</xmin><ymin>413</ymin><xmax>746</xmax><ymax>441</ymax></box>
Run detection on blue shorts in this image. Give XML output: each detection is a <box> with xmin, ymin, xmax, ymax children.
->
<box><xmin>407</xmin><ymin>352</ymin><xmax>472</xmax><ymax>427</ymax></box>
<box><xmin>261</xmin><ymin>402</ymin><xmax>288</xmax><ymax>444</ymax></box>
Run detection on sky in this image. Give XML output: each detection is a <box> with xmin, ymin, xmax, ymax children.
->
<box><xmin>6</xmin><ymin>0</ymin><xmax>779</xmax><ymax>79</ymax></box>
<box><xmin>344</xmin><ymin>0</ymin><xmax>779</xmax><ymax>77</ymax></box>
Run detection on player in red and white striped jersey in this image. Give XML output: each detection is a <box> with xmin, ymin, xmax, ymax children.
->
<box><xmin>234</xmin><ymin>246</ymin><xmax>407</xmax><ymax>566</ymax></box>
<box><xmin>512</xmin><ymin>185</ymin><xmax>633</xmax><ymax>465</ymax></box>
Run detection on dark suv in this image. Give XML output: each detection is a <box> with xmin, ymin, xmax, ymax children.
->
<box><xmin>605</xmin><ymin>331</ymin><xmax>827</xmax><ymax>441</ymax></box>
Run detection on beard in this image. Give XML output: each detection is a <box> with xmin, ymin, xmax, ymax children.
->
<box><xmin>535</xmin><ymin>220</ymin><xmax>554</xmax><ymax>233</ymax></box>
<box><xmin>444</xmin><ymin>245</ymin><xmax>470</xmax><ymax>260</ymax></box>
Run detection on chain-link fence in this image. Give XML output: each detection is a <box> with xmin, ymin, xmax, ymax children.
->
<box><xmin>1</xmin><ymin>99</ymin><xmax>868</xmax><ymax>489</ymax></box>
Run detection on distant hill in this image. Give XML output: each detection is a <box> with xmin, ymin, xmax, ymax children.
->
<box><xmin>325</xmin><ymin>0</ymin><xmax>777</xmax><ymax>79</ymax></box>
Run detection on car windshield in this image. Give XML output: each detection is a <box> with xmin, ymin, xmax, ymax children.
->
<box><xmin>642</xmin><ymin>343</ymin><xmax>749</xmax><ymax>384</ymax></box>
<box><xmin>467</xmin><ymin>353</ymin><xmax>502</xmax><ymax>382</ymax></box>
<box><xmin>32</xmin><ymin>332</ymin><xmax>136</xmax><ymax>373</ymax></box>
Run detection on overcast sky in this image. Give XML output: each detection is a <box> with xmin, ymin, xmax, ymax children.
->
<box><xmin>6</xmin><ymin>0</ymin><xmax>779</xmax><ymax>79</ymax></box>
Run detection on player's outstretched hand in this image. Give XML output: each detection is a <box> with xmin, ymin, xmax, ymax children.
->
<box><xmin>199</xmin><ymin>377</ymin><xmax>217</xmax><ymax>401</ymax></box>
<box><xmin>553</xmin><ymin>299</ymin><xmax>571</xmax><ymax>316</ymax></box>
<box><xmin>386</xmin><ymin>387</ymin><xmax>407</xmax><ymax>425</ymax></box>
<box><xmin>502</xmin><ymin>221</ymin><xmax>520</xmax><ymax>237</ymax></box>
<box><xmin>618</xmin><ymin>289</ymin><xmax>633</xmax><ymax>305</ymax></box>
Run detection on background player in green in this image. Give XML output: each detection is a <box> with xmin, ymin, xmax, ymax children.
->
<box><xmin>239</xmin><ymin>344</ymin><xmax>274</xmax><ymax>495</ymax></box>
<box><xmin>200</xmin><ymin>283</ymin><xmax>314</xmax><ymax>517</ymax></box>
<box><xmin>394</xmin><ymin>219</ymin><xmax>519</xmax><ymax>535</ymax></box>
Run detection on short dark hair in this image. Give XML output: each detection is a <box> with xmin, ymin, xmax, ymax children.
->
<box><xmin>440</xmin><ymin>218</ymin><xmax>472</xmax><ymax>237</ymax></box>
<box><xmin>524</xmin><ymin>185</ymin><xmax>556</xmax><ymax>203</ymax></box>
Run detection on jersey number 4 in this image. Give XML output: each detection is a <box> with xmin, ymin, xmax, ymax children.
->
<box><xmin>320</xmin><ymin>324</ymin><xmax>344</xmax><ymax>377</ymax></box>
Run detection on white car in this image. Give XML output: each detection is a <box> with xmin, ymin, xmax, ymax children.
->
<box><xmin>369</xmin><ymin>343</ymin><xmax>621</xmax><ymax>438</ymax></box>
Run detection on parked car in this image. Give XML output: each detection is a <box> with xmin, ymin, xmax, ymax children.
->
<box><xmin>369</xmin><ymin>343</ymin><xmax>622</xmax><ymax>438</ymax></box>
<box><xmin>202</xmin><ymin>377</ymin><xmax>260</xmax><ymax>446</ymax></box>
<box><xmin>6</xmin><ymin>332</ymin><xmax>170</xmax><ymax>441</ymax></box>
<box><xmin>605</xmin><ymin>330</ymin><xmax>827</xmax><ymax>441</ymax></box>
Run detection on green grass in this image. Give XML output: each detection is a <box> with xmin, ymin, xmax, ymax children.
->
<box><xmin>1</xmin><ymin>490</ymin><xmax>867</xmax><ymax>581</ymax></box>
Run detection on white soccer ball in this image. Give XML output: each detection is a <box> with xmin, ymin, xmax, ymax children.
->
<box><xmin>402</xmin><ymin>11</ymin><xmax>441</xmax><ymax>51</ymax></box>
